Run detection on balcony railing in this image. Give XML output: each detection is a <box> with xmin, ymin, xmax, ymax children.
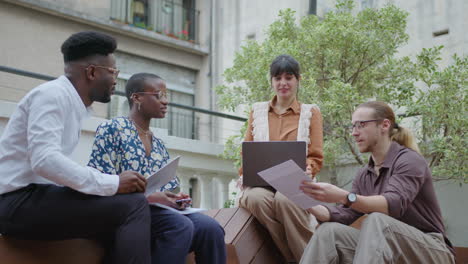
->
<box><xmin>110</xmin><ymin>0</ymin><xmax>200</xmax><ymax>43</ymax></box>
<box><xmin>0</xmin><ymin>65</ymin><xmax>247</xmax><ymax>144</ymax></box>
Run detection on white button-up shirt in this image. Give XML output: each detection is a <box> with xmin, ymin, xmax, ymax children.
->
<box><xmin>0</xmin><ymin>75</ymin><xmax>119</xmax><ymax>196</ymax></box>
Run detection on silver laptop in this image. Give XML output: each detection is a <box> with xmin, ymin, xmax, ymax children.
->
<box><xmin>242</xmin><ymin>141</ymin><xmax>307</xmax><ymax>187</ymax></box>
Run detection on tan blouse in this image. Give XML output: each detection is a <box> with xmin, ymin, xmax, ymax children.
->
<box><xmin>240</xmin><ymin>96</ymin><xmax>324</xmax><ymax>176</ymax></box>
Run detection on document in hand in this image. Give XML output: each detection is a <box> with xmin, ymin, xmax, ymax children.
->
<box><xmin>257</xmin><ymin>159</ymin><xmax>322</xmax><ymax>209</ymax></box>
<box><xmin>150</xmin><ymin>203</ymin><xmax>206</xmax><ymax>215</ymax></box>
<box><xmin>145</xmin><ymin>156</ymin><xmax>180</xmax><ymax>196</ymax></box>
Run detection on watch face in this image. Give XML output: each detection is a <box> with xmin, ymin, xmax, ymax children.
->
<box><xmin>348</xmin><ymin>193</ymin><xmax>357</xmax><ymax>203</ymax></box>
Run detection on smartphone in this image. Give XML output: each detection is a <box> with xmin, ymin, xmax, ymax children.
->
<box><xmin>175</xmin><ymin>198</ymin><xmax>192</xmax><ymax>204</ymax></box>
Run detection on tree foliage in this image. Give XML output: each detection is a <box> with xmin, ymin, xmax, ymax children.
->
<box><xmin>215</xmin><ymin>0</ymin><xmax>467</xmax><ymax>185</ymax></box>
<box><xmin>409</xmin><ymin>50</ymin><xmax>467</xmax><ymax>183</ymax></box>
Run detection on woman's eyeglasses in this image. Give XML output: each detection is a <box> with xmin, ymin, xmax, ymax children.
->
<box><xmin>135</xmin><ymin>91</ymin><xmax>167</xmax><ymax>100</ymax></box>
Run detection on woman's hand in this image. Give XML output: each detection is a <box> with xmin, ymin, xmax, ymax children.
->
<box><xmin>236</xmin><ymin>175</ymin><xmax>244</xmax><ymax>191</ymax></box>
<box><xmin>175</xmin><ymin>192</ymin><xmax>192</xmax><ymax>209</ymax></box>
<box><xmin>305</xmin><ymin>165</ymin><xmax>317</xmax><ymax>182</ymax></box>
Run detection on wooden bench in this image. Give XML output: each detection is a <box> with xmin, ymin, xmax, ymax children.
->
<box><xmin>0</xmin><ymin>207</ymin><xmax>283</xmax><ymax>264</ymax></box>
<box><xmin>1</xmin><ymin>210</ymin><xmax>467</xmax><ymax>264</ymax></box>
<box><xmin>187</xmin><ymin>207</ymin><xmax>285</xmax><ymax>264</ymax></box>
<box><xmin>456</xmin><ymin>247</ymin><xmax>468</xmax><ymax>264</ymax></box>
<box><xmin>0</xmin><ymin>236</ymin><xmax>103</xmax><ymax>264</ymax></box>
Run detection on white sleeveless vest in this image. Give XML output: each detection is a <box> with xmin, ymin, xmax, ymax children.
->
<box><xmin>251</xmin><ymin>101</ymin><xmax>318</xmax><ymax>152</ymax></box>
<box><xmin>235</xmin><ymin>102</ymin><xmax>320</xmax><ymax>213</ymax></box>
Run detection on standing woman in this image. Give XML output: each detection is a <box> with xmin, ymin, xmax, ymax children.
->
<box><xmin>88</xmin><ymin>73</ymin><xmax>226</xmax><ymax>264</ymax></box>
<box><xmin>238</xmin><ymin>55</ymin><xmax>323</xmax><ymax>263</ymax></box>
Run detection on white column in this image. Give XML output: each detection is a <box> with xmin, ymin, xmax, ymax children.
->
<box><xmin>209</xmin><ymin>175</ymin><xmax>223</xmax><ymax>209</ymax></box>
<box><xmin>190</xmin><ymin>176</ymin><xmax>201</xmax><ymax>208</ymax></box>
<box><xmin>207</xmin><ymin>174</ymin><xmax>236</xmax><ymax>209</ymax></box>
<box><xmin>197</xmin><ymin>174</ymin><xmax>214</xmax><ymax>209</ymax></box>
<box><xmin>177</xmin><ymin>168</ymin><xmax>193</xmax><ymax>195</ymax></box>
<box><xmin>211</xmin><ymin>176</ymin><xmax>221</xmax><ymax>209</ymax></box>
<box><xmin>218</xmin><ymin>176</ymin><xmax>232</xmax><ymax>209</ymax></box>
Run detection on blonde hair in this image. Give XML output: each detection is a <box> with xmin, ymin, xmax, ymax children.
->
<box><xmin>357</xmin><ymin>101</ymin><xmax>421</xmax><ymax>154</ymax></box>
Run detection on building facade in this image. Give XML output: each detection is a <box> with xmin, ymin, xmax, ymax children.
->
<box><xmin>0</xmin><ymin>0</ymin><xmax>240</xmax><ymax>209</ymax></box>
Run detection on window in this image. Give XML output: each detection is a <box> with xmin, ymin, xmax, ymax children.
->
<box><xmin>132</xmin><ymin>0</ymin><xmax>148</xmax><ymax>28</ymax></box>
<box><xmin>433</xmin><ymin>29</ymin><xmax>449</xmax><ymax>37</ymax></box>
<box><xmin>309</xmin><ymin>0</ymin><xmax>317</xmax><ymax>15</ymax></box>
<box><xmin>110</xmin><ymin>0</ymin><xmax>199</xmax><ymax>42</ymax></box>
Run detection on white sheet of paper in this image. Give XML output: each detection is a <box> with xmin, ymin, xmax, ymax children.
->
<box><xmin>257</xmin><ymin>159</ymin><xmax>322</xmax><ymax>209</ymax></box>
<box><xmin>145</xmin><ymin>156</ymin><xmax>180</xmax><ymax>196</ymax></box>
<box><xmin>150</xmin><ymin>203</ymin><xmax>206</xmax><ymax>215</ymax></box>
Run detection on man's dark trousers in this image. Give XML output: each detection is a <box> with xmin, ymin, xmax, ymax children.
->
<box><xmin>0</xmin><ymin>184</ymin><xmax>151</xmax><ymax>264</ymax></box>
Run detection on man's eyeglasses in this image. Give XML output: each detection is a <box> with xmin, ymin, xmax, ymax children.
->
<box><xmin>347</xmin><ymin>119</ymin><xmax>382</xmax><ymax>132</ymax></box>
<box><xmin>135</xmin><ymin>91</ymin><xmax>168</xmax><ymax>100</ymax></box>
<box><xmin>86</xmin><ymin>65</ymin><xmax>120</xmax><ymax>78</ymax></box>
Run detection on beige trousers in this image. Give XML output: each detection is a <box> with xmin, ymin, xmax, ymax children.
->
<box><xmin>300</xmin><ymin>212</ymin><xmax>455</xmax><ymax>264</ymax></box>
<box><xmin>239</xmin><ymin>187</ymin><xmax>317</xmax><ymax>262</ymax></box>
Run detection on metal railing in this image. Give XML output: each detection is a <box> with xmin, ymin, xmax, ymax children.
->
<box><xmin>0</xmin><ymin>65</ymin><xmax>247</xmax><ymax>143</ymax></box>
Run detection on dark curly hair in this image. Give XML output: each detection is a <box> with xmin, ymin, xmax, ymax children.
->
<box><xmin>125</xmin><ymin>73</ymin><xmax>163</xmax><ymax>108</ymax></box>
<box><xmin>61</xmin><ymin>31</ymin><xmax>117</xmax><ymax>62</ymax></box>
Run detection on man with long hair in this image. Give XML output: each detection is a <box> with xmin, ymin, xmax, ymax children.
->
<box><xmin>299</xmin><ymin>101</ymin><xmax>455</xmax><ymax>263</ymax></box>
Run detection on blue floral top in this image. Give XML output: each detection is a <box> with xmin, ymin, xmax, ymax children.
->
<box><xmin>88</xmin><ymin>116</ymin><xmax>179</xmax><ymax>192</ymax></box>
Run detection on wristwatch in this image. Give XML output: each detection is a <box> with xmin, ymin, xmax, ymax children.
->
<box><xmin>344</xmin><ymin>192</ymin><xmax>357</xmax><ymax>208</ymax></box>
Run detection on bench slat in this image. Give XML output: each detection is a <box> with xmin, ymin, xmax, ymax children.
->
<box><xmin>224</xmin><ymin>208</ymin><xmax>253</xmax><ymax>244</ymax></box>
<box><xmin>0</xmin><ymin>237</ymin><xmax>103</xmax><ymax>264</ymax></box>
<box><xmin>213</xmin><ymin>207</ymin><xmax>239</xmax><ymax>228</ymax></box>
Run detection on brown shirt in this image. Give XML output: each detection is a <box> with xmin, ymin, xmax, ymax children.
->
<box><xmin>241</xmin><ymin>96</ymin><xmax>324</xmax><ymax>176</ymax></box>
<box><xmin>325</xmin><ymin>142</ymin><xmax>453</xmax><ymax>253</ymax></box>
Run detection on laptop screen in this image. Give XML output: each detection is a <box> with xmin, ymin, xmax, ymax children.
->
<box><xmin>242</xmin><ymin>141</ymin><xmax>306</xmax><ymax>187</ymax></box>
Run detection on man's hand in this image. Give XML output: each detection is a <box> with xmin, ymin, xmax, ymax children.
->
<box><xmin>147</xmin><ymin>192</ymin><xmax>190</xmax><ymax>210</ymax></box>
<box><xmin>117</xmin><ymin>171</ymin><xmax>147</xmax><ymax>194</ymax></box>
<box><xmin>300</xmin><ymin>182</ymin><xmax>348</xmax><ymax>204</ymax></box>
